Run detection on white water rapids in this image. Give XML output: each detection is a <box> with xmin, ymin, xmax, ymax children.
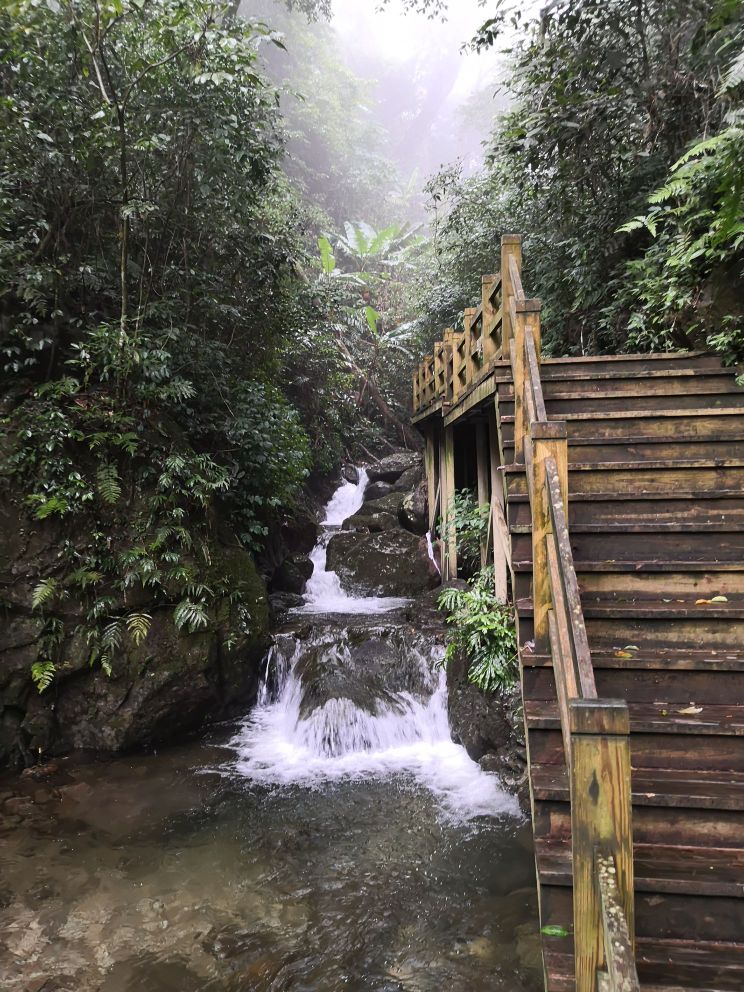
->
<box><xmin>230</xmin><ymin>470</ymin><xmax>519</xmax><ymax>821</ymax></box>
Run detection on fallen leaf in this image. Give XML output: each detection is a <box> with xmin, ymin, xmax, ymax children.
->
<box><xmin>678</xmin><ymin>705</ymin><xmax>703</xmax><ymax>715</ymax></box>
<box><xmin>540</xmin><ymin>925</ymin><xmax>570</xmax><ymax>938</ymax></box>
<box><xmin>696</xmin><ymin>599</ymin><xmax>711</xmax><ymax>605</ymax></box>
<box><xmin>614</xmin><ymin>651</ymin><xmax>633</xmax><ymax>659</ymax></box>
<box><xmin>624</xmin><ymin>645</ymin><xmax>640</xmax><ymax>651</ymax></box>
<box><xmin>710</xmin><ymin>595</ymin><xmax>729</xmax><ymax>603</ymax></box>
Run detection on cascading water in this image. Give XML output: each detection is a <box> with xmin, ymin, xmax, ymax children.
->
<box><xmin>230</xmin><ymin>470</ymin><xmax>520</xmax><ymax>821</ymax></box>
<box><xmin>297</xmin><ymin>468</ymin><xmax>409</xmax><ymax>615</ymax></box>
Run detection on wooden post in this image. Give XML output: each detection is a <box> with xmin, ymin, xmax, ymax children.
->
<box><xmin>500</xmin><ymin>234</ymin><xmax>523</xmax><ymax>356</ymax></box>
<box><xmin>513</xmin><ymin>298</ymin><xmax>541</xmax><ymax>462</ymax></box>
<box><xmin>489</xmin><ymin>406</ymin><xmax>508</xmax><ymax>602</ymax></box>
<box><xmin>438</xmin><ymin>427</ymin><xmax>448</xmax><ymax>575</ymax></box>
<box><xmin>464</xmin><ymin>306</ymin><xmax>477</xmax><ymax>387</ymax></box>
<box><xmin>570</xmin><ymin>699</ymin><xmax>635</xmax><ymax>992</ymax></box>
<box><xmin>475</xmin><ymin>421</ymin><xmax>490</xmax><ymax>569</ymax></box>
<box><xmin>443</xmin><ymin>329</ymin><xmax>454</xmax><ymax>403</ymax></box>
<box><xmin>531</xmin><ymin>421</ymin><xmax>568</xmax><ymax>650</ymax></box>
<box><xmin>482</xmin><ymin>274</ymin><xmax>499</xmax><ymax>364</ymax></box>
<box><xmin>443</xmin><ymin>424</ymin><xmax>457</xmax><ymax>579</ymax></box>
<box><xmin>425</xmin><ymin>428</ymin><xmax>437</xmax><ymax>533</ymax></box>
<box><xmin>412</xmin><ymin>370</ymin><xmax>418</xmax><ymax>412</ymax></box>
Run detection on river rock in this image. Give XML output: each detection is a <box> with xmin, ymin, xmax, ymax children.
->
<box><xmin>326</xmin><ymin>529</ymin><xmax>440</xmax><ymax>597</ymax></box>
<box><xmin>270</xmin><ymin>554</ymin><xmax>314</xmax><ymax>595</ymax></box>
<box><xmin>269</xmin><ymin>592</ymin><xmax>304</xmax><ymax>615</ymax></box>
<box><xmin>365</xmin><ymin>480</ymin><xmax>393</xmax><ymax>501</ymax></box>
<box><xmin>342</xmin><ymin>509</ymin><xmax>398</xmax><ymax>533</ymax></box>
<box><xmin>280</xmin><ymin>513</ymin><xmax>318</xmax><ymax>555</ymax></box>
<box><xmin>398</xmin><ymin>480</ymin><xmax>428</xmax><ymax>536</ymax></box>
<box><xmin>342</xmin><ymin>464</ymin><xmax>360</xmax><ymax>484</ymax></box>
<box><xmin>446</xmin><ymin>646</ymin><xmax>514</xmax><ymax>762</ymax></box>
<box><xmin>390</xmin><ymin>465</ymin><xmax>423</xmax><ymax>494</ymax></box>
<box><xmin>367</xmin><ymin>451</ymin><xmax>421</xmax><ymax>484</ymax></box>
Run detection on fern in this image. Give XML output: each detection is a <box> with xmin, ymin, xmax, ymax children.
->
<box><xmin>32</xmin><ymin>577</ymin><xmax>58</xmax><ymax>610</ymax></box>
<box><xmin>174</xmin><ymin>598</ymin><xmax>210</xmax><ymax>632</ymax></box>
<box><xmin>97</xmin><ymin>463</ymin><xmax>122</xmax><ymax>504</ymax></box>
<box><xmin>126</xmin><ymin>612</ymin><xmax>152</xmax><ymax>646</ymax></box>
<box><xmin>31</xmin><ymin>660</ymin><xmax>56</xmax><ymax>693</ymax></box>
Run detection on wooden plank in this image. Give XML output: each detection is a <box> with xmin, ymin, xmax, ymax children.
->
<box><xmin>424</xmin><ymin>427</ymin><xmax>437</xmax><ymax>532</ymax></box>
<box><xmin>570</xmin><ymin>698</ymin><xmax>634</xmax><ymax>992</ymax></box>
<box><xmin>489</xmin><ymin>405</ymin><xmax>509</xmax><ymax>602</ymax></box>
<box><xmin>482</xmin><ymin>273</ymin><xmax>500</xmax><ymax>363</ymax></box>
<box><xmin>500</xmin><ymin>234</ymin><xmax>522</xmax><ymax>356</ymax></box>
<box><xmin>443</xmin><ymin>424</ymin><xmax>457</xmax><ymax>579</ymax></box>
<box><xmin>596</xmin><ymin>853</ymin><xmax>640</xmax><ymax>991</ymax></box>
<box><xmin>475</xmin><ymin>421</ymin><xmax>490</xmax><ymax>568</ymax></box>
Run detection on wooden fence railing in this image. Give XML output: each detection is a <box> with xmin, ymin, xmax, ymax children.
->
<box><xmin>413</xmin><ymin>235</ymin><xmax>640</xmax><ymax>992</ymax></box>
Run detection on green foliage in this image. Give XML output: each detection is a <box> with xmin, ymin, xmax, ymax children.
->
<box><xmin>412</xmin><ymin>0</ymin><xmax>743</xmax><ymax>357</ymax></box>
<box><xmin>438</xmin><ymin>568</ymin><xmax>518</xmax><ymax>693</ymax></box>
<box><xmin>31</xmin><ymin>661</ymin><xmax>56</xmax><ymax>694</ymax></box>
<box><xmin>439</xmin><ymin>489</ymin><xmax>489</xmax><ymax>575</ymax></box>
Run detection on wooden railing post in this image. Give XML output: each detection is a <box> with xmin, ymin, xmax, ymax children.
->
<box><xmin>501</xmin><ymin>233</ymin><xmax>523</xmax><ymax>356</ymax></box>
<box><xmin>531</xmin><ymin>421</ymin><xmax>568</xmax><ymax>650</ymax></box>
<box><xmin>464</xmin><ymin>307</ymin><xmax>477</xmax><ymax>388</ymax></box>
<box><xmin>475</xmin><ymin>421</ymin><xmax>490</xmax><ymax>568</ymax></box>
<box><xmin>570</xmin><ymin>699</ymin><xmax>635</xmax><ymax>992</ymax></box>
<box><xmin>489</xmin><ymin>407</ymin><xmax>509</xmax><ymax>603</ymax></box>
<box><xmin>442</xmin><ymin>424</ymin><xmax>457</xmax><ymax>579</ymax></box>
<box><xmin>514</xmin><ymin>298</ymin><xmax>542</xmax><ymax>462</ymax></box>
<box><xmin>482</xmin><ymin>274</ymin><xmax>500</xmax><ymax>364</ymax></box>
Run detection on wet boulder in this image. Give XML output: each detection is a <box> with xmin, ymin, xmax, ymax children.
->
<box><xmin>342</xmin><ymin>464</ymin><xmax>360</xmax><ymax>484</ymax></box>
<box><xmin>326</xmin><ymin>529</ymin><xmax>440</xmax><ymax>597</ymax></box>
<box><xmin>367</xmin><ymin>451</ymin><xmax>421</xmax><ymax>484</ymax></box>
<box><xmin>280</xmin><ymin>513</ymin><xmax>318</xmax><ymax>556</ymax></box>
<box><xmin>398</xmin><ymin>479</ymin><xmax>429</xmax><ymax>536</ymax></box>
<box><xmin>365</xmin><ymin>480</ymin><xmax>393</xmax><ymax>501</ymax></box>
<box><xmin>390</xmin><ymin>464</ymin><xmax>423</xmax><ymax>494</ymax></box>
<box><xmin>270</xmin><ymin>554</ymin><xmax>314</xmax><ymax>595</ymax></box>
<box><xmin>342</xmin><ymin>508</ymin><xmax>398</xmax><ymax>533</ymax></box>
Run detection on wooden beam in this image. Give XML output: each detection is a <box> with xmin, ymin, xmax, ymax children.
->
<box><xmin>531</xmin><ymin>421</ymin><xmax>568</xmax><ymax>650</ymax></box>
<box><xmin>425</xmin><ymin>428</ymin><xmax>437</xmax><ymax>533</ymax></box>
<box><xmin>488</xmin><ymin>405</ymin><xmax>508</xmax><ymax>602</ymax></box>
<box><xmin>570</xmin><ymin>699</ymin><xmax>634</xmax><ymax>992</ymax></box>
<box><xmin>482</xmin><ymin>273</ymin><xmax>500</xmax><ymax>364</ymax></box>
<box><xmin>443</xmin><ymin>424</ymin><xmax>457</xmax><ymax>579</ymax></box>
<box><xmin>500</xmin><ymin>234</ymin><xmax>522</xmax><ymax>356</ymax></box>
<box><xmin>475</xmin><ymin>421</ymin><xmax>490</xmax><ymax>569</ymax></box>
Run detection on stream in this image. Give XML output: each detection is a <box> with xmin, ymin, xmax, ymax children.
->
<box><xmin>0</xmin><ymin>473</ymin><xmax>542</xmax><ymax>992</ymax></box>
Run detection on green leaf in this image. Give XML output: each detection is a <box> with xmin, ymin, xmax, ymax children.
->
<box><xmin>540</xmin><ymin>925</ymin><xmax>570</xmax><ymax>938</ymax></box>
<box><xmin>318</xmin><ymin>236</ymin><xmax>336</xmax><ymax>274</ymax></box>
<box><xmin>97</xmin><ymin>464</ymin><xmax>122</xmax><ymax>505</ymax></box>
<box><xmin>126</xmin><ymin>612</ymin><xmax>152</xmax><ymax>646</ymax></box>
<box><xmin>31</xmin><ymin>660</ymin><xmax>56</xmax><ymax>693</ymax></box>
<box><xmin>32</xmin><ymin>578</ymin><xmax>58</xmax><ymax>610</ymax></box>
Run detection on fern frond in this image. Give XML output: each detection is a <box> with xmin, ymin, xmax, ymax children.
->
<box><xmin>126</xmin><ymin>612</ymin><xmax>152</xmax><ymax>646</ymax></box>
<box><xmin>174</xmin><ymin>598</ymin><xmax>210</xmax><ymax>632</ymax></box>
<box><xmin>32</xmin><ymin>578</ymin><xmax>58</xmax><ymax>610</ymax></box>
<box><xmin>97</xmin><ymin>463</ymin><xmax>122</xmax><ymax>505</ymax></box>
<box><xmin>31</xmin><ymin>660</ymin><xmax>56</xmax><ymax>693</ymax></box>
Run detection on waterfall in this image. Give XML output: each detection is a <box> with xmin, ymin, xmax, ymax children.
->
<box><xmin>230</xmin><ymin>469</ymin><xmax>520</xmax><ymax>822</ymax></box>
<box><xmin>297</xmin><ymin>469</ymin><xmax>410</xmax><ymax>615</ymax></box>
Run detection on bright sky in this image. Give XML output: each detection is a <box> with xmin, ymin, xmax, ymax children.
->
<box><xmin>332</xmin><ymin>0</ymin><xmax>501</xmax><ymax>99</ymax></box>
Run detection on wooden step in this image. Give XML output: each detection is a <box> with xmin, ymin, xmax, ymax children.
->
<box><xmin>526</xmin><ymin>702</ymin><xmax>744</xmax><ymax>742</ymax></box>
<box><xmin>497</xmin><ymin>388</ymin><xmax>744</xmax><ymax>417</ymax></box>
<box><xmin>508</xmin><ymin>494</ymin><xmax>744</xmax><ymax>531</ymax></box>
<box><xmin>512</xmin><ymin>530</ymin><xmax>744</xmax><ymax>564</ymax></box>
<box><xmin>503</xmin><ymin>437</ymin><xmax>744</xmax><ymax>464</ymax></box>
<box><xmin>500</xmin><ymin>368</ymin><xmax>739</xmax><ymax>398</ymax></box>
<box><xmin>544</xmin><ymin>940</ymin><xmax>744</xmax><ymax>992</ymax></box>
<box><xmin>505</xmin><ymin>461</ymin><xmax>744</xmax><ymax>498</ymax></box>
<box><xmin>500</xmin><ymin>409</ymin><xmax>744</xmax><ymax>445</ymax></box>
<box><xmin>514</xmin><ymin>569</ymin><xmax>744</xmax><ymax>606</ymax></box>
<box><xmin>539</xmin><ymin>351</ymin><xmax>727</xmax><ymax>377</ymax></box>
<box><xmin>535</xmin><ymin>838</ymin><xmax>744</xmax><ymax>897</ymax></box>
<box><xmin>523</xmin><ymin>647</ymin><xmax>744</xmax><ymax>673</ymax></box>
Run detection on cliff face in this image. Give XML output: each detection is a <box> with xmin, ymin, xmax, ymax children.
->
<box><xmin>0</xmin><ymin>497</ymin><xmax>270</xmax><ymax>771</ymax></box>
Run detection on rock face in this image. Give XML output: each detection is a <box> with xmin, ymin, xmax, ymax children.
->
<box><xmin>270</xmin><ymin>554</ymin><xmax>314</xmax><ymax>595</ymax></box>
<box><xmin>446</xmin><ymin>646</ymin><xmax>529</xmax><ymax>808</ymax></box>
<box><xmin>367</xmin><ymin>451</ymin><xmax>421</xmax><ymax>484</ymax></box>
<box><xmin>0</xmin><ymin>499</ymin><xmax>270</xmax><ymax>771</ymax></box>
<box><xmin>326</xmin><ymin>529</ymin><xmax>440</xmax><ymax>597</ymax></box>
<box><xmin>399</xmin><ymin>479</ymin><xmax>429</xmax><ymax>536</ymax></box>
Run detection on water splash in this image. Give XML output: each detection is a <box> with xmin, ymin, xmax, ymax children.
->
<box><xmin>231</xmin><ymin>628</ymin><xmax>520</xmax><ymax>822</ymax></box>
<box><xmin>297</xmin><ymin>469</ymin><xmax>409</xmax><ymax>615</ymax></box>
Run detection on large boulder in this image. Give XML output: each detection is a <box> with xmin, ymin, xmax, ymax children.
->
<box><xmin>0</xmin><ymin>503</ymin><xmax>271</xmax><ymax>770</ymax></box>
<box><xmin>365</xmin><ymin>480</ymin><xmax>393</xmax><ymax>501</ymax></box>
<box><xmin>280</xmin><ymin>513</ymin><xmax>318</xmax><ymax>556</ymax></box>
<box><xmin>326</xmin><ymin>529</ymin><xmax>440</xmax><ymax>597</ymax></box>
<box><xmin>270</xmin><ymin>554</ymin><xmax>314</xmax><ymax>595</ymax></box>
<box><xmin>390</xmin><ymin>464</ymin><xmax>423</xmax><ymax>494</ymax></box>
<box><xmin>367</xmin><ymin>451</ymin><xmax>422</xmax><ymax>484</ymax></box>
<box><xmin>399</xmin><ymin>479</ymin><xmax>429</xmax><ymax>536</ymax></box>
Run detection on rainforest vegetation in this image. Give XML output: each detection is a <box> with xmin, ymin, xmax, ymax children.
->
<box><xmin>0</xmin><ymin>0</ymin><xmax>742</xmax><ymax>695</ymax></box>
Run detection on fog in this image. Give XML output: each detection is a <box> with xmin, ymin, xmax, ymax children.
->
<box><xmin>332</xmin><ymin>1</ymin><xmax>510</xmax><ymax>178</ymax></box>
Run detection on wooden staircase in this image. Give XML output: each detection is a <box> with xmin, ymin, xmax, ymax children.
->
<box><xmin>410</xmin><ymin>235</ymin><xmax>744</xmax><ymax>992</ymax></box>
<box><xmin>498</xmin><ymin>352</ymin><xmax>744</xmax><ymax>991</ymax></box>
